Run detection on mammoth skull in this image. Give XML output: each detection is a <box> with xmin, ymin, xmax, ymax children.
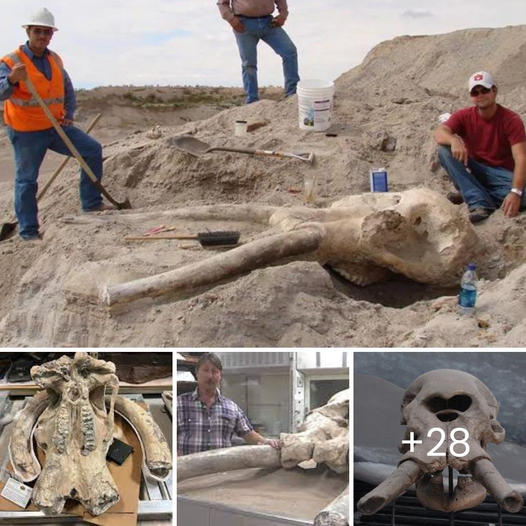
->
<box><xmin>281</xmin><ymin>388</ymin><xmax>349</xmax><ymax>473</ymax></box>
<box><xmin>9</xmin><ymin>353</ymin><xmax>172</xmax><ymax>516</ymax></box>
<box><xmin>97</xmin><ymin>187</ymin><xmax>479</xmax><ymax>306</ymax></box>
<box><xmin>358</xmin><ymin>369</ymin><xmax>523</xmax><ymax>515</ymax></box>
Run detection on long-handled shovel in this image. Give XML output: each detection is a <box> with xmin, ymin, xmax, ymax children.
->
<box><xmin>172</xmin><ymin>135</ymin><xmax>315</xmax><ymax>164</ymax></box>
<box><xmin>25</xmin><ymin>76</ymin><xmax>131</xmax><ymax>210</ymax></box>
<box><xmin>0</xmin><ymin>113</ymin><xmax>103</xmax><ymax>241</ymax></box>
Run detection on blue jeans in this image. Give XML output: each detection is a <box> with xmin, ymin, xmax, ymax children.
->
<box><xmin>234</xmin><ymin>16</ymin><xmax>299</xmax><ymax>104</ymax></box>
<box><xmin>437</xmin><ymin>145</ymin><xmax>526</xmax><ymax>211</ymax></box>
<box><xmin>6</xmin><ymin>125</ymin><xmax>103</xmax><ymax>239</ymax></box>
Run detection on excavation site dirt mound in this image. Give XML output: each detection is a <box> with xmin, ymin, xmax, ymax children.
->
<box><xmin>0</xmin><ymin>25</ymin><xmax>525</xmax><ymax>347</ymax></box>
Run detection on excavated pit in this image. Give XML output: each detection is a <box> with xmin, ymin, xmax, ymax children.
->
<box><xmin>326</xmin><ymin>266</ymin><xmax>458</xmax><ymax>308</ymax></box>
<box><xmin>1</xmin><ymin>26</ymin><xmax>526</xmax><ymax>347</ymax></box>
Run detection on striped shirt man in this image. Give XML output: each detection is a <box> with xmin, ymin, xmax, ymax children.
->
<box><xmin>177</xmin><ymin>387</ymin><xmax>253</xmax><ymax>456</ymax></box>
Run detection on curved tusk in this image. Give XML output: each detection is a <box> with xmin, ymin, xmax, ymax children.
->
<box><xmin>177</xmin><ymin>445</ymin><xmax>281</xmax><ymax>482</ymax></box>
<box><xmin>357</xmin><ymin>459</ymin><xmax>422</xmax><ymax>515</ymax></box>
<box><xmin>9</xmin><ymin>391</ymin><xmax>51</xmax><ymax>482</ymax></box>
<box><xmin>102</xmin><ymin>228</ymin><xmax>322</xmax><ymax>306</ymax></box>
<box><xmin>472</xmin><ymin>458</ymin><xmax>523</xmax><ymax>513</ymax></box>
<box><xmin>314</xmin><ymin>486</ymin><xmax>349</xmax><ymax>525</ymax></box>
<box><xmin>108</xmin><ymin>395</ymin><xmax>172</xmax><ymax>481</ymax></box>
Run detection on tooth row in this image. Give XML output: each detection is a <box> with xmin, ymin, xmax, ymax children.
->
<box><xmin>53</xmin><ymin>404</ymin><xmax>70</xmax><ymax>454</ymax></box>
<box><xmin>80</xmin><ymin>402</ymin><xmax>96</xmax><ymax>454</ymax></box>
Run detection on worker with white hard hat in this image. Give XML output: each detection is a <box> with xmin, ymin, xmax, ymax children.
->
<box><xmin>22</xmin><ymin>7</ymin><xmax>59</xmax><ymax>30</ymax></box>
<box><xmin>0</xmin><ymin>8</ymin><xmax>108</xmax><ymax>241</ymax></box>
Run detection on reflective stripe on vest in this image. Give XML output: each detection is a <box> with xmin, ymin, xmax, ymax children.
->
<box><xmin>2</xmin><ymin>47</ymin><xmax>65</xmax><ymax>131</ymax></box>
<box><xmin>10</xmin><ymin>97</ymin><xmax>64</xmax><ymax>107</ymax></box>
<box><xmin>6</xmin><ymin>52</ymin><xmax>18</xmax><ymax>63</ymax></box>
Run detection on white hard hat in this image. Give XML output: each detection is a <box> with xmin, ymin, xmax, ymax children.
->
<box><xmin>22</xmin><ymin>7</ymin><xmax>58</xmax><ymax>31</ymax></box>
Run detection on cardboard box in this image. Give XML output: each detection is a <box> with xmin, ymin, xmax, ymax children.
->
<box><xmin>0</xmin><ymin>413</ymin><xmax>143</xmax><ymax>526</ymax></box>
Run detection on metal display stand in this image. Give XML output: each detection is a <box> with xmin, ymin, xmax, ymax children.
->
<box><xmin>354</xmin><ymin>478</ymin><xmax>522</xmax><ymax>526</ymax></box>
<box><xmin>0</xmin><ymin>393</ymin><xmax>172</xmax><ymax>525</ymax></box>
<box><xmin>389</xmin><ymin>497</ymin><xmax>504</xmax><ymax>526</ymax></box>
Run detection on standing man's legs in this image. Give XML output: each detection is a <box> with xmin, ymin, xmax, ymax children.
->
<box><xmin>6</xmin><ymin>127</ymin><xmax>50</xmax><ymax>239</ymax></box>
<box><xmin>261</xmin><ymin>22</ymin><xmax>299</xmax><ymax>97</ymax></box>
<box><xmin>48</xmin><ymin>125</ymin><xmax>104</xmax><ymax>211</ymax></box>
<box><xmin>234</xmin><ymin>17</ymin><xmax>260</xmax><ymax>104</ymax></box>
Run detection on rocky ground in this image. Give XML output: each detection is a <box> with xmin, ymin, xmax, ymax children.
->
<box><xmin>0</xmin><ymin>25</ymin><xmax>525</xmax><ymax>347</ymax></box>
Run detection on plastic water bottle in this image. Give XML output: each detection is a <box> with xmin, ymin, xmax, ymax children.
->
<box><xmin>458</xmin><ymin>263</ymin><xmax>477</xmax><ymax>315</ymax></box>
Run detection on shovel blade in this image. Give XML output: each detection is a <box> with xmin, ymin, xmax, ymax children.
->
<box><xmin>116</xmin><ymin>198</ymin><xmax>132</xmax><ymax>210</ymax></box>
<box><xmin>171</xmin><ymin>136</ymin><xmax>211</xmax><ymax>157</ymax></box>
<box><xmin>0</xmin><ymin>222</ymin><xmax>17</xmax><ymax>241</ymax></box>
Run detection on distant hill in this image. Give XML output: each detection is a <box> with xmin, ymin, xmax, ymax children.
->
<box><xmin>336</xmin><ymin>25</ymin><xmax>526</xmax><ymax>111</ymax></box>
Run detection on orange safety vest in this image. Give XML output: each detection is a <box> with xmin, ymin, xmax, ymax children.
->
<box><xmin>1</xmin><ymin>46</ymin><xmax>65</xmax><ymax>132</ymax></box>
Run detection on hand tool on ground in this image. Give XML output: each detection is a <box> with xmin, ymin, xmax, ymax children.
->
<box><xmin>142</xmin><ymin>225</ymin><xmax>178</xmax><ymax>236</ymax></box>
<box><xmin>143</xmin><ymin>225</ymin><xmax>166</xmax><ymax>236</ymax></box>
<box><xmin>246</xmin><ymin>120</ymin><xmax>269</xmax><ymax>132</ymax></box>
<box><xmin>25</xmin><ymin>76</ymin><xmax>131</xmax><ymax>210</ymax></box>
<box><xmin>172</xmin><ymin>135</ymin><xmax>315</xmax><ymax>164</ymax></box>
<box><xmin>0</xmin><ymin>113</ymin><xmax>103</xmax><ymax>241</ymax></box>
<box><xmin>124</xmin><ymin>230</ymin><xmax>241</xmax><ymax>247</ymax></box>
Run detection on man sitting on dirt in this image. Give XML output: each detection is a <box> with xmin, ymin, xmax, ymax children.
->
<box><xmin>217</xmin><ymin>0</ymin><xmax>299</xmax><ymax>104</ymax></box>
<box><xmin>177</xmin><ymin>353</ymin><xmax>281</xmax><ymax>455</ymax></box>
<box><xmin>434</xmin><ymin>71</ymin><xmax>526</xmax><ymax>224</ymax></box>
<box><xmin>0</xmin><ymin>8</ymin><xmax>107</xmax><ymax>241</ymax></box>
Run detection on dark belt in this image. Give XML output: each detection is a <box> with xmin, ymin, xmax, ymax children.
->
<box><xmin>235</xmin><ymin>14</ymin><xmax>272</xmax><ymax>19</ymax></box>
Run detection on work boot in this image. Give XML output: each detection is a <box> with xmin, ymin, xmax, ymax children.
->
<box><xmin>447</xmin><ymin>191</ymin><xmax>464</xmax><ymax>205</ymax></box>
<box><xmin>84</xmin><ymin>203</ymin><xmax>115</xmax><ymax>213</ymax></box>
<box><xmin>21</xmin><ymin>233</ymin><xmax>43</xmax><ymax>242</ymax></box>
<box><xmin>469</xmin><ymin>208</ymin><xmax>492</xmax><ymax>224</ymax></box>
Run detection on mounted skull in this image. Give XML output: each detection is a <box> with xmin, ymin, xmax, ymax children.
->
<box><xmin>9</xmin><ymin>353</ymin><xmax>172</xmax><ymax>516</ymax></box>
<box><xmin>358</xmin><ymin>369</ymin><xmax>523</xmax><ymax>515</ymax></box>
<box><xmin>178</xmin><ymin>389</ymin><xmax>349</xmax><ymax>526</ymax></box>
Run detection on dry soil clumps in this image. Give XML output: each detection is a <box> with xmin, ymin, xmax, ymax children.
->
<box><xmin>0</xmin><ymin>26</ymin><xmax>525</xmax><ymax>347</ymax></box>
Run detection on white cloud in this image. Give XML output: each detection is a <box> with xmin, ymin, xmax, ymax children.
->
<box><xmin>1</xmin><ymin>0</ymin><xmax>524</xmax><ymax>88</ymax></box>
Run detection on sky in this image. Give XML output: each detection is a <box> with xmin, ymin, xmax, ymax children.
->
<box><xmin>1</xmin><ymin>1</ymin><xmax>524</xmax><ymax>89</ymax></box>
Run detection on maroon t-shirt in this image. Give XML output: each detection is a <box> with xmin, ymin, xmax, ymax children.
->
<box><xmin>444</xmin><ymin>105</ymin><xmax>526</xmax><ymax>171</ymax></box>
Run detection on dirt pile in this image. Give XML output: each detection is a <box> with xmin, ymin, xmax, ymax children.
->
<box><xmin>0</xmin><ymin>25</ymin><xmax>525</xmax><ymax>347</ymax></box>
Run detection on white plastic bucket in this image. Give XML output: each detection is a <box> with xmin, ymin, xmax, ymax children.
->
<box><xmin>297</xmin><ymin>79</ymin><xmax>334</xmax><ymax>132</ymax></box>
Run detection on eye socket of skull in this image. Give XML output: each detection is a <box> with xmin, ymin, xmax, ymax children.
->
<box><xmin>424</xmin><ymin>394</ymin><xmax>473</xmax><ymax>421</ymax></box>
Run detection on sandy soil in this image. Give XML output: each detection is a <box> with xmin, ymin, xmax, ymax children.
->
<box><xmin>0</xmin><ymin>26</ymin><xmax>525</xmax><ymax>347</ymax></box>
